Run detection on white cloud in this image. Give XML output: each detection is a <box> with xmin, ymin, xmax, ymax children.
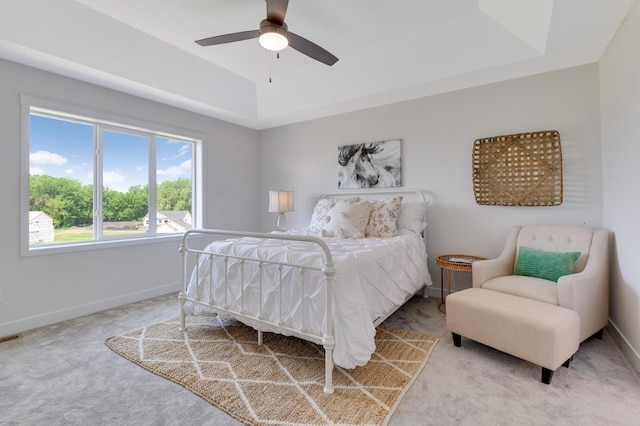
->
<box><xmin>65</xmin><ymin>169</ymin><xmax>75</xmax><ymax>175</ymax></box>
<box><xmin>30</xmin><ymin>150</ymin><xmax>67</xmax><ymax>166</ymax></box>
<box><xmin>177</xmin><ymin>144</ymin><xmax>190</xmax><ymax>157</ymax></box>
<box><xmin>30</xmin><ymin>167</ymin><xmax>46</xmax><ymax>175</ymax></box>
<box><xmin>157</xmin><ymin>160</ymin><xmax>191</xmax><ymax>178</ymax></box>
<box><xmin>162</xmin><ymin>141</ymin><xmax>191</xmax><ymax>160</ymax></box>
<box><xmin>103</xmin><ymin>170</ymin><xmax>126</xmax><ymax>185</ymax></box>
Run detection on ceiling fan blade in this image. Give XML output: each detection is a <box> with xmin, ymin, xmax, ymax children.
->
<box><xmin>195</xmin><ymin>30</ymin><xmax>259</xmax><ymax>47</ymax></box>
<box><xmin>288</xmin><ymin>32</ymin><xmax>338</xmax><ymax>66</ymax></box>
<box><xmin>266</xmin><ymin>0</ymin><xmax>289</xmax><ymax>25</ymax></box>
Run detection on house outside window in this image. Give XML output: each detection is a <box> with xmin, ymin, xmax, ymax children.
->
<box><xmin>21</xmin><ymin>96</ymin><xmax>203</xmax><ymax>255</ymax></box>
<box><xmin>143</xmin><ymin>210</ymin><xmax>192</xmax><ymax>233</ymax></box>
<box><xmin>28</xmin><ymin>211</ymin><xmax>55</xmax><ymax>245</ymax></box>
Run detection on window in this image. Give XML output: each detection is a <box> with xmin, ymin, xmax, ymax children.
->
<box><xmin>22</xmin><ymin>96</ymin><xmax>203</xmax><ymax>255</ymax></box>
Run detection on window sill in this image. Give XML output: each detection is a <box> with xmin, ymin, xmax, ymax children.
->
<box><xmin>22</xmin><ymin>233</ymin><xmax>184</xmax><ymax>257</ymax></box>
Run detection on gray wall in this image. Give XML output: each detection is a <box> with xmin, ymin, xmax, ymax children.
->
<box><xmin>0</xmin><ymin>58</ymin><xmax>260</xmax><ymax>336</ymax></box>
<box><xmin>259</xmin><ymin>64</ymin><xmax>603</xmax><ymax>297</ymax></box>
<box><xmin>600</xmin><ymin>0</ymin><xmax>640</xmax><ymax>372</ymax></box>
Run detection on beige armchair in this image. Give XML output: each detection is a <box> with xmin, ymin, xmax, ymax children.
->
<box><xmin>446</xmin><ymin>224</ymin><xmax>609</xmax><ymax>383</ymax></box>
<box><xmin>473</xmin><ymin>224</ymin><xmax>610</xmax><ymax>342</ymax></box>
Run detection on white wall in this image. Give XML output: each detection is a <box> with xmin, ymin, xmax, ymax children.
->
<box><xmin>259</xmin><ymin>64</ymin><xmax>603</xmax><ymax>296</ymax></box>
<box><xmin>0</xmin><ymin>58</ymin><xmax>260</xmax><ymax>336</ymax></box>
<box><xmin>600</xmin><ymin>0</ymin><xmax>640</xmax><ymax>372</ymax></box>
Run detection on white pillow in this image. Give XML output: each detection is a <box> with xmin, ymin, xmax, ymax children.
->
<box><xmin>308</xmin><ymin>199</ymin><xmax>335</xmax><ymax>231</ymax></box>
<box><xmin>365</xmin><ymin>197</ymin><xmax>403</xmax><ymax>237</ymax></box>
<box><xmin>398</xmin><ymin>223</ymin><xmax>427</xmax><ymax>236</ymax></box>
<box><xmin>397</xmin><ymin>202</ymin><xmax>428</xmax><ymax>234</ymax></box>
<box><xmin>308</xmin><ymin>197</ymin><xmax>360</xmax><ymax>232</ymax></box>
<box><xmin>320</xmin><ymin>200</ymin><xmax>373</xmax><ymax>239</ymax></box>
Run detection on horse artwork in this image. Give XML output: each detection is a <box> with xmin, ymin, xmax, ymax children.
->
<box><xmin>338</xmin><ymin>139</ymin><xmax>401</xmax><ymax>189</ymax></box>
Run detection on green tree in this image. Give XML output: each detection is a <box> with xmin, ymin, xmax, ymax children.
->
<box><xmin>103</xmin><ymin>185</ymin><xmax>148</xmax><ymax>221</ymax></box>
<box><xmin>123</xmin><ymin>185</ymin><xmax>149</xmax><ymax>220</ymax></box>
<box><xmin>30</xmin><ymin>174</ymin><xmax>89</xmax><ymax>227</ymax></box>
<box><xmin>76</xmin><ymin>184</ymin><xmax>93</xmax><ymax>226</ymax></box>
<box><xmin>102</xmin><ymin>188</ymin><xmax>122</xmax><ymax>222</ymax></box>
<box><xmin>157</xmin><ymin>178</ymin><xmax>192</xmax><ymax>212</ymax></box>
<box><xmin>30</xmin><ymin>174</ymin><xmax>188</xmax><ymax>227</ymax></box>
<box><xmin>42</xmin><ymin>197</ymin><xmax>69</xmax><ymax>228</ymax></box>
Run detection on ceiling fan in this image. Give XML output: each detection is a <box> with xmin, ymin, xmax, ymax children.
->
<box><xmin>195</xmin><ymin>0</ymin><xmax>338</xmax><ymax>66</ymax></box>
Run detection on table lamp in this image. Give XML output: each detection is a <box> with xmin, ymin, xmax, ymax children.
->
<box><xmin>268</xmin><ymin>190</ymin><xmax>294</xmax><ymax>231</ymax></box>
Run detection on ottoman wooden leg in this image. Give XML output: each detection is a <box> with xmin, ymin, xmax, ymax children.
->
<box><xmin>542</xmin><ymin>354</ymin><xmax>574</xmax><ymax>384</ymax></box>
<box><xmin>452</xmin><ymin>333</ymin><xmax>461</xmax><ymax>347</ymax></box>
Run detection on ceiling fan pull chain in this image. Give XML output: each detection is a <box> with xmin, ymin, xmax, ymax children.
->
<box><xmin>269</xmin><ymin>51</ymin><xmax>273</xmax><ymax>83</ymax></box>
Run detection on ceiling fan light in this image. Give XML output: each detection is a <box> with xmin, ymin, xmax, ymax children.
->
<box><xmin>259</xmin><ymin>22</ymin><xmax>288</xmax><ymax>51</ymax></box>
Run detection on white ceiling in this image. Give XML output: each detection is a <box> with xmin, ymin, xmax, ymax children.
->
<box><xmin>0</xmin><ymin>0</ymin><xmax>634</xmax><ymax>129</ymax></box>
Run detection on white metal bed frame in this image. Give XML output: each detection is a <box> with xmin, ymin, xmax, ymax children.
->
<box><xmin>178</xmin><ymin>188</ymin><xmax>430</xmax><ymax>394</ymax></box>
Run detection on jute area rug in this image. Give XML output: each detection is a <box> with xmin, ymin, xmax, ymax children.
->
<box><xmin>105</xmin><ymin>316</ymin><xmax>438</xmax><ymax>426</ymax></box>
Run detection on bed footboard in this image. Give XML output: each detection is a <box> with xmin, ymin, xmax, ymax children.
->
<box><xmin>178</xmin><ymin>229</ymin><xmax>337</xmax><ymax>394</ymax></box>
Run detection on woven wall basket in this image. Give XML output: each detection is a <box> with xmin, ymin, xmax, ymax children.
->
<box><xmin>472</xmin><ymin>130</ymin><xmax>563</xmax><ymax>206</ymax></box>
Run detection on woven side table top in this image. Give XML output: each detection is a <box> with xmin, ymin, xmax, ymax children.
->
<box><xmin>436</xmin><ymin>254</ymin><xmax>487</xmax><ymax>272</ymax></box>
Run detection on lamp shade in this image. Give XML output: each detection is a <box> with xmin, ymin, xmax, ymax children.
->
<box><xmin>268</xmin><ymin>190</ymin><xmax>294</xmax><ymax>213</ymax></box>
<box><xmin>259</xmin><ymin>30</ymin><xmax>288</xmax><ymax>51</ymax></box>
<box><xmin>259</xmin><ymin>21</ymin><xmax>289</xmax><ymax>51</ymax></box>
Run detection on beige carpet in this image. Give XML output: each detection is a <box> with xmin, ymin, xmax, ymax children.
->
<box><xmin>105</xmin><ymin>315</ymin><xmax>437</xmax><ymax>426</ymax></box>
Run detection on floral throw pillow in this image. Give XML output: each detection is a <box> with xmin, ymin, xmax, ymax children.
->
<box><xmin>365</xmin><ymin>197</ymin><xmax>403</xmax><ymax>237</ymax></box>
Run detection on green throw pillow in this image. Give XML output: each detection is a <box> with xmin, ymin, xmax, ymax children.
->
<box><xmin>514</xmin><ymin>246</ymin><xmax>581</xmax><ymax>282</ymax></box>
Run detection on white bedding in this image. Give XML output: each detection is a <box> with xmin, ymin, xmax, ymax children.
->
<box><xmin>183</xmin><ymin>229</ymin><xmax>432</xmax><ymax>369</ymax></box>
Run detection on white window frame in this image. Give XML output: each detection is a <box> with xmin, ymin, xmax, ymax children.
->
<box><xmin>20</xmin><ymin>95</ymin><xmax>204</xmax><ymax>256</ymax></box>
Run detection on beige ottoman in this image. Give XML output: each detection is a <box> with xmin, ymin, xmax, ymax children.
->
<box><xmin>446</xmin><ymin>288</ymin><xmax>580</xmax><ymax>384</ymax></box>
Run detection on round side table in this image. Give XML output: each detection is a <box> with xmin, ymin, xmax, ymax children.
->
<box><xmin>436</xmin><ymin>254</ymin><xmax>487</xmax><ymax>314</ymax></box>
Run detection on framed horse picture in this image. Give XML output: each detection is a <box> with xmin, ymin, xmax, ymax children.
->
<box><xmin>338</xmin><ymin>139</ymin><xmax>402</xmax><ymax>189</ymax></box>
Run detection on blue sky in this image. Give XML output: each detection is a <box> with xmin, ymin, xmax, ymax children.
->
<box><xmin>29</xmin><ymin>114</ymin><xmax>192</xmax><ymax>192</ymax></box>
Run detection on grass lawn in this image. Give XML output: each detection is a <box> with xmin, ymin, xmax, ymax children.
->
<box><xmin>54</xmin><ymin>227</ymin><xmax>145</xmax><ymax>242</ymax></box>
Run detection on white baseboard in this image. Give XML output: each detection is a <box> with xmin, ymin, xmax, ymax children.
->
<box><xmin>608</xmin><ymin>318</ymin><xmax>640</xmax><ymax>375</ymax></box>
<box><xmin>424</xmin><ymin>286</ymin><xmax>441</xmax><ymax>299</ymax></box>
<box><xmin>0</xmin><ymin>282</ymin><xmax>180</xmax><ymax>338</ymax></box>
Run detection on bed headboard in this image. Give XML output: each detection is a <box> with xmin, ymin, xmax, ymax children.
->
<box><xmin>317</xmin><ymin>188</ymin><xmax>432</xmax><ymax>206</ymax></box>
<box><xmin>316</xmin><ymin>188</ymin><xmax>432</xmax><ymax>242</ymax></box>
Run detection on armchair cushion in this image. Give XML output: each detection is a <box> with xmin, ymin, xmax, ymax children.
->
<box><xmin>514</xmin><ymin>246</ymin><xmax>581</xmax><ymax>282</ymax></box>
<box><xmin>482</xmin><ymin>275</ymin><xmax>559</xmax><ymax>305</ymax></box>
